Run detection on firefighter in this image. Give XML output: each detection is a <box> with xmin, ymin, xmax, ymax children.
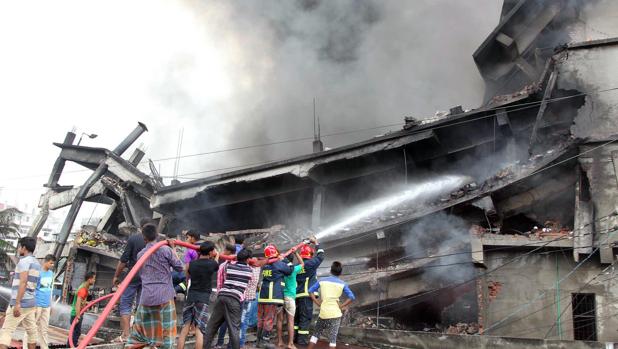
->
<box><xmin>294</xmin><ymin>236</ymin><xmax>324</xmax><ymax>345</ymax></box>
<box><xmin>257</xmin><ymin>245</ymin><xmax>292</xmax><ymax>349</ymax></box>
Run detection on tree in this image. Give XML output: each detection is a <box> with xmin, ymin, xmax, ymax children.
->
<box><xmin>0</xmin><ymin>208</ymin><xmax>21</xmax><ymax>253</ymax></box>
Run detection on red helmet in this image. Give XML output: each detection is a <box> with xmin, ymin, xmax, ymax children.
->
<box><xmin>264</xmin><ymin>244</ymin><xmax>279</xmax><ymax>258</ymax></box>
<box><xmin>299</xmin><ymin>244</ymin><xmax>314</xmax><ymax>259</ymax></box>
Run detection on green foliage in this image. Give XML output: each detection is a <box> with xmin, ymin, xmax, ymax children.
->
<box><xmin>0</xmin><ymin>208</ymin><xmax>21</xmax><ymax>253</ymax></box>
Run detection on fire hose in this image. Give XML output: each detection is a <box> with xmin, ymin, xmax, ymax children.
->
<box><xmin>70</xmin><ymin>239</ymin><xmax>306</xmax><ymax>349</ymax></box>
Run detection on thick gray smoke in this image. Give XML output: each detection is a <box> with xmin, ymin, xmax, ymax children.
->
<box><xmin>149</xmin><ymin>0</ymin><xmax>501</xmax><ymax>178</ymax></box>
<box><xmin>402</xmin><ymin>211</ymin><xmax>475</xmax><ymax>283</ymax></box>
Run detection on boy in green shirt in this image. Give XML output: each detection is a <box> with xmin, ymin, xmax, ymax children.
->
<box><xmin>277</xmin><ymin>252</ymin><xmax>303</xmax><ymax>349</ymax></box>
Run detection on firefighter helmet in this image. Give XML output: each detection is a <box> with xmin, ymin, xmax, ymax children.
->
<box><xmin>299</xmin><ymin>244</ymin><xmax>314</xmax><ymax>259</ymax></box>
<box><xmin>264</xmin><ymin>244</ymin><xmax>279</xmax><ymax>258</ymax></box>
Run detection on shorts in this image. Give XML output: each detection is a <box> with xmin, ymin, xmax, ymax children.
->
<box><xmin>182</xmin><ymin>301</ymin><xmax>209</xmax><ymax>333</ymax></box>
<box><xmin>119</xmin><ymin>282</ymin><xmax>141</xmax><ymax>316</ymax></box>
<box><xmin>310</xmin><ymin>317</ymin><xmax>342</xmax><ymax>345</ymax></box>
<box><xmin>283</xmin><ymin>297</ymin><xmax>296</xmax><ymax>316</ymax></box>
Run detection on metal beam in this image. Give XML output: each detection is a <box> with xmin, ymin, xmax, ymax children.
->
<box><xmin>529</xmin><ymin>70</ymin><xmax>557</xmax><ymax>152</ymax></box>
<box><xmin>47</xmin><ymin>132</ymin><xmax>76</xmax><ymax>188</ymax></box>
<box><xmin>113</xmin><ymin>122</ymin><xmax>148</xmax><ymax>156</ymax></box>
<box><xmin>28</xmin><ymin>132</ymin><xmax>75</xmax><ymax>238</ymax></box>
<box><xmin>54</xmin><ymin>163</ymin><xmax>108</xmax><ymax>259</ymax></box>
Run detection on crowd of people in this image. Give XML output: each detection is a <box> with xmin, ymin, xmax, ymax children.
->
<box><xmin>113</xmin><ymin>221</ymin><xmax>355</xmax><ymax>349</ymax></box>
<box><xmin>0</xmin><ymin>220</ymin><xmax>355</xmax><ymax>349</ymax></box>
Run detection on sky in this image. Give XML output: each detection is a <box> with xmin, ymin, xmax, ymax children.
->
<box><xmin>0</xmin><ymin>0</ymin><xmax>501</xmax><ymax>222</ymax></box>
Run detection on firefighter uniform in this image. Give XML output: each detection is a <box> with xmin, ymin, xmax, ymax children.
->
<box><xmin>294</xmin><ymin>244</ymin><xmax>325</xmax><ymax>344</ymax></box>
<box><xmin>258</xmin><ymin>260</ymin><xmax>292</xmax><ymax>347</ymax></box>
<box><xmin>258</xmin><ymin>260</ymin><xmax>292</xmax><ymax>304</ymax></box>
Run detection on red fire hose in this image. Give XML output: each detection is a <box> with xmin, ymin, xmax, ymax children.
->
<box><xmin>72</xmin><ymin>240</ymin><xmax>305</xmax><ymax>348</ymax></box>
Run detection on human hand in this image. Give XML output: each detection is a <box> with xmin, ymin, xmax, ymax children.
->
<box><xmin>13</xmin><ymin>305</ymin><xmax>21</xmax><ymax>317</ymax></box>
<box><xmin>167</xmin><ymin>239</ymin><xmax>176</xmax><ymax>248</ymax></box>
<box><xmin>112</xmin><ymin>276</ymin><xmax>119</xmax><ymax>286</ymax></box>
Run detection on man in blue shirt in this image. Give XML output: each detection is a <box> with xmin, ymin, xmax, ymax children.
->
<box><xmin>0</xmin><ymin>237</ymin><xmax>41</xmax><ymax>349</ymax></box>
<box><xmin>34</xmin><ymin>255</ymin><xmax>55</xmax><ymax>349</ymax></box>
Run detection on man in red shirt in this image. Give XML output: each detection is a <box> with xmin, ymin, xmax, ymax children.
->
<box><xmin>68</xmin><ymin>272</ymin><xmax>96</xmax><ymax>347</ymax></box>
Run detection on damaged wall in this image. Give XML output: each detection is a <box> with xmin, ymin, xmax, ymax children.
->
<box><xmin>557</xmin><ymin>41</ymin><xmax>618</xmax><ymax>141</ymax></box>
<box><xmin>481</xmin><ymin>251</ymin><xmax>618</xmax><ymax>342</ymax></box>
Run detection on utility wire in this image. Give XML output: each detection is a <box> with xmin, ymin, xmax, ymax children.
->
<box><xmin>543</xmin><ymin>261</ymin><xmax>612</xmax><ymax>338</ymax></box>
<box><xmin>484</xmin><ymin>260</ymin><xmax>616</xmax><ymax>335</ymax></box>
<box><xmin>151</xmin><ymin>87</ymin><xmax>618</xmax><ymax>164</ymax></box>
<box><xmin>336</xmin><ymin>241</ymin><xmax>613</xmax><ymax>277</ymax></box>
<box><xmin>350</xmin><ymin>211</ymin><xmax>617</xmax><ymax>316</ymax></box>
<box><xmin>506</xmin><ymin>289</ymin><xmax>617</xmax><ymax>338</ymax></box>
<box><xmin>323</xmin><ymin>218</ymin><xmax>613</xmax><ymax>271</ymax></box>
<box><xmin>318</xmin><ymin>126</ymin><xmax>618</xmax><ymax>255</ymax></box>
<box><xmin>483</xmin><ymin>228</ymin><xmax>616</xmax><ymax>334</ymax></box>
<box><xmin>507</xmin><ymin>260</ymin><xmax>616</xmax><ymax>338</ymax></box>
<box><xmin>355</xmin><ymin>232</ymin><xmax>578</xmax><ymax>316</ymax></box>
<box><xmin>5</xmin><ymin>86</ymin><xmax>617</xmax><ymax>184</ymax></box>
<box><xmin>153</xmin><ymin>87</ymin><xmax>618</xmax><ymax>161</ymax></box>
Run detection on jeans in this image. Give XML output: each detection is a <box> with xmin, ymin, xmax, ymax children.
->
<box><xmin>68</xmin><ymin>315</ymin><xmax>82</xmax><ymax>347</ymax></box>
<box><xmin>247</xmin><ymin>296</ymin><xmax>258</xmax><ymax>328</ymax></box>
<box><xmin>239</xmin><ymin>300</ymin><xmax>256</xmax><ymax>347</ymax></box>
<box><xmin>118</xmin><ymin>281</ymin><xmax>141</xmax><ymax>316</ymax></box>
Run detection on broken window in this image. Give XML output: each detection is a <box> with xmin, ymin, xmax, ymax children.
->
<box><xmin>571</xmin><ymin>293</ymin><xmax>597</xmax><ymax>341</ymax></box>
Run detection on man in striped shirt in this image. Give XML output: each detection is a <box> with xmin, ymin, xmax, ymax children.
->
<box><xmin>203</xmin><ymin>249</ymin><xmax>254</xmax><ymax>349</ymax></box>
<box><xmin>0</xmin><ymin>237</ymin><xmax>40</xmax><ymax>349</ymax></box>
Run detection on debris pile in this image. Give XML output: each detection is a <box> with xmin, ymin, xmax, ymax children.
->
<box><xmin>75</xmin><ymin>227</ymin><xmax>126</xmax><ymax>255</ymax></box>
<box><xmin>445</xmin><ymin>322</ymin><xmax>480</xmax><ymax>335</ymax></box>
<box><xmin>530</xmin><ymin>220</ymin><xmax>571</xmax><ymax>238</ymax></box>
<box><xmin>352</xmin><ymin>316</ymin><xmax>406</xmax><ymax>330</ymax></box>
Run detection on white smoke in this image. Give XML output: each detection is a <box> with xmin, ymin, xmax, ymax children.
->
<box><xmin>401</xmin><ymin>211</ymin><xmax>475</xmax><ymax>283</ymax></box>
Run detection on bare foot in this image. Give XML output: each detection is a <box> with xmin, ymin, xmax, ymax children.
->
<box><xmin>287</xmin><ymin>344</ymin><xmax>297</xmax><ymax>349</ymax></box>
<box><xmin>277</xmin><ymin>341</ymin><xmax>285</xmax><ymax>347</ymax></box>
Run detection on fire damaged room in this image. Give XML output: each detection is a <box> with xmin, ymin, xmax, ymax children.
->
<box><xmin>1</xmin><ymin>0</ymin><xmax>618</xmax><ymax>348</ymax></box>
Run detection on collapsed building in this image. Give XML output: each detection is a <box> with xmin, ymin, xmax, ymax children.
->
<box><xmin>28</xmin><ymin>0</ymin><xmax>618</xmax><ymax>346</ymax></box>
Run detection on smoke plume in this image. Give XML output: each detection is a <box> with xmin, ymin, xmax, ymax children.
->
<box><xmin>402</xmin><ymin>211</ymin><xmax>475</xmax><ymax>283</ymax></box>
<box><xmin>148</xmin><ymin>0</ymin><xmax>501</xmax><ymax>179</ymax></box>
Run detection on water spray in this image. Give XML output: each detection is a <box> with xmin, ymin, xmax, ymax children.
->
<box><xmin>315</xmin><ymin>175</ymin><xmax>471</xmax><ymax>240</ymax></box>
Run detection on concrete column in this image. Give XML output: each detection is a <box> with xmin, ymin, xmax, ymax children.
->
<box><xmin>311</xmin><ymin>186</ymin><xmax>324</xmax><ymax>230</ymax></box>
